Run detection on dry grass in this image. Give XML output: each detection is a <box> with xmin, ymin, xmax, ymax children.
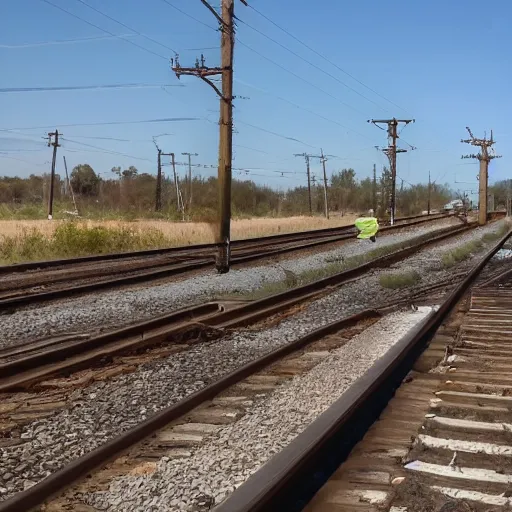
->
<box><xmin>0</xmin><ymin>215</ymin><xmax>358</xmax><ymax>246</ymax></box>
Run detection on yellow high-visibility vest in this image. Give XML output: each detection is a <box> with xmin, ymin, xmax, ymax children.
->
<box><xmin>355</xmin><ymin>217</ymin><xmax>379</xmax><ymax>239</ymax></box>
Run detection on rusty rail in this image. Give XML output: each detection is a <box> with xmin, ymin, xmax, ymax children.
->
<box><xmin>213</xmin><ymin>228</ymin><xmax>512</xmax><ymax>512</ymax></box>
<box><xmin>0</xmin><ymin>223</ymin><xmax>474</xmax><ymax>392</ymax></box>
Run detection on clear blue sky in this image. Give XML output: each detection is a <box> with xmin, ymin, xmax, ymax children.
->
<box><xmin>1</xmin><ymin>0</ymin><xmax>510</xmax><ymax>201</ymax></box>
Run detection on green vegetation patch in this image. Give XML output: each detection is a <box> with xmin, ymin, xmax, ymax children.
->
<box><xmin>379</xmin><ymin>270</ymin><xmax>421</xmax><ymax>289</ymax></box>
<box><xmin>0</xmin><ymin>223</ymin><xmax>169</xmax><ymax>264</ymax></box>
<box><xmin>440</xmin><ymin>223</ymin><xmax>509</xmax><ymax>269</ymax></box>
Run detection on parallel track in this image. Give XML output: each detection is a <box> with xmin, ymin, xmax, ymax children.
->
<box><xmin>0</xmin><ymin>222</ymin><xmax>473</xmax><ymax>393</ymax></box>
<box><xmin>213</xmin><ymin>230</ymin><xmax>512</xmax><ymax>512</ymax></box>
<box><xmin>0</xmin><ymin>213</ymin><xmax>453</xmax><ymax>310</ymax></box>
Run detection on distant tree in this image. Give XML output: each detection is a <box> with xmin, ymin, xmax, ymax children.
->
<box><xmin>70</xmin><ymin>164</ymin><xmax>100</xmax><ymax>196</ymax></box>
<box><xmin>330</xmin><ymin>168</ymin><xmax>357</xmax><ymax>213</ymax></box>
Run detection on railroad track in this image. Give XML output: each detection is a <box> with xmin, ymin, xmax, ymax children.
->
<box><xmin>0</xmin><ymin>213</ymin><xmax>453</xmax><ymax>310</ymax></box>
<box><xmin>0</xmin><ymin>222</ymin><xmax>473</xmax><ymax>393</ymax></box>
<box><xmin>0</xmin><ymin>220</ymin><xmax>505</xmax><ymax>511</ymax></box>
<box><xmin>210</xmin><ymin>229</ymin><xmax>512</xmax><ymax>511</ymax></box>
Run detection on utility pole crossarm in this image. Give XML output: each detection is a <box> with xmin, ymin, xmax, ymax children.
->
<box><xmin>368</xmin><ymin>117</ymin><xmax>414</xmax><ymax>225</ymax></box>
<box><xmin>460</xmin><ymin>126</ymin><xmax>501</xmax><ymax>226</ymax></box>
<box><xmin>170</xmin><ymin>0</ymin><xmax>246</xmax><ymax>274</ymax></box>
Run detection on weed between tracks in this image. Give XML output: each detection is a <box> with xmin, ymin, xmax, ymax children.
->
<box><xmin>379</xmin><ymin>270</ymin><xmax>421</xmax><ymax>289</ymax></box>
<box><xmin>226</xmin><ymin>222</ymin><xmax>509</xmax><ymax>301</ymax></box>
<box><xmin>440</xmin><ymin>224</ymin><xmax>509</xmax><ymax>268</ymax></box>
<box><xmin>226</xmin><ymin>231</ymin><xmax>442</xmax><ymax>301</ymax></box>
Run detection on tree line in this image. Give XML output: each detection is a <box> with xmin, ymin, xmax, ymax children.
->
<box><xmin>0</xmin><ymin>163</ymin><xmax>454</xmax><ymax>219</ymax></box>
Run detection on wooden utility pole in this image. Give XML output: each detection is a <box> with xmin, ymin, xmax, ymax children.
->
<box><xmin>46</xmin><ymin>130</ymin><xmax>61</xmax><ymax>220</ymax></box>
<box><xmin>320</xmin><ymin>150</ymin><xmax>329</xmax><ymax>219</ymax></box>
<box><xmin>369</xmin><ymin>118</ymin><xmax>414</xmax><ymax>225</ymax></box>
<box><xmin>153</xmin><ymin>137</ymin><xmax>174</xmax><ymax>212</ymax></box>
<box><xmin>461</xmin><ymin>127</ymin><xmax>501</xmax><ymax>226</ymax></box>
<box><xmin>294</xmin><ymin>153</ymin><xmax>313</xmax><ymax>215</ymax></box>
<box><xmin>172</xmin><ymin>0</ymin><xmax>247</xmax><ymax>273</ymax></box>
<box><xmin>156</xmin><ymin>148</ymin><xmax>163</xmax><ymax>211</ymax></box>
<box><xmin>372</xmin><ymin>163</ymin><xmax>377</xmax><ymax>214</ymax></box>
<box><xmin>427</xmin><ymin>170</ymin><xmax>431</xmax><ymax>215</ymax></box>
<box><xmin>182</xmin><ymin>152</ymin><xmax>199</xmax><ymax>211</ymax></box>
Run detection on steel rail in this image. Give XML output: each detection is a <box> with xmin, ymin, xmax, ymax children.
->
<box><xmin>0</xmin><ymin>310</ymin><xmax>379</xmax><ymax>512</ymax></box>
<box><xmin>0</xmin><ymin>214</ymin><xmax>453</xmax><ymax>310</ymax></box>
<box><xmin>0</xmin><ymin>223</ymin><xmax>474</xmax><ymax>391</ymax></box>
<box><xmin>213</xmin><ymin>228</ymin><xmax>512</xmax><ymax>512</ymax></box>
<box><xmin>0</xmin><ymin>213</ymin><xmax>449</xmax><ymax>275</ymax></box>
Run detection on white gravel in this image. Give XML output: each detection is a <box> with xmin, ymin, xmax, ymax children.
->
<box><xmin>82</xmin><ymin>307</ymin><xmax>433</xmax><ymax>511</ymax></box>
<box><xmin>0</xmin><ymin>219</ymin><xmax>458</xmax><ymax>347</ymax></box>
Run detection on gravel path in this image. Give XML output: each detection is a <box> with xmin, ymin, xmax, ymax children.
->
<box><xmin>0</xmin><ymin>218</ymin><xmax>458</xmax><ymax>347</ymax></box>
<box><xmin>0</xmin><ymin>220</ymin><xmax>506</xmax><ymax>503</ymax></box>
<box><xmin>83</xmin><ymin>307</ymin><xmax>434</xmax><ymax>511</ymax></box>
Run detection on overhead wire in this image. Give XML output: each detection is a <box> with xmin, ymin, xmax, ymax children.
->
<box><xmin>237</xmin><ymin>39</ymin><xmax>366</xmax><ymax>116</ymax></box>
<box><xmin>0</xmin><ymin>117</ymin><xmax>200</xmax><ymax>131</ymax></box>
<box><xmin>61</xmin><ymin>138</ymin><xmax>153</xmax><ymax>161</ymax></box>
<box><xmin>39</xmin><ymin>0</ymin><xmax>169</xmax><ymax>61</ymax></box>
<box><xmin>74</xmin><ymin>0</ymin><xmax>178</xmax><ymax>53</ymax></box>
<box><xmin>237</xmin><ymin>18</ymin><xmax>390</xmax><ymax>114</ymax></box>
<box><xmin>235</xmin><ymin>78</ymin><xmax>372</xmax><ymax>141</ymax></box>
<box><xmin>247</xmin><ymin>3</ymin><xmax>411</xmax><ymax>115</ymax></box>
<box><xmin>159</xmin><ymin>0</ymin><xmax>217</xmax><ymax>31</ymax></box>
<box><xmin>0</xmin><ymin>34</ymin><xmax>136</xmax><ymax>49</ymax></box>
<box><xmin>0</xmin><ymin>84</ymin><xmax>183</xmax><ymax>93</ymax></box>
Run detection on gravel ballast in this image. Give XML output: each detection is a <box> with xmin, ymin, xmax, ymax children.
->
<box><xmin>83</xmin><ymin>307</ymin><xmax>433</xmax><ymax>511</ymax></box>
<box><xmin>0</xmin><ymin>218</ymin><xmax>459</xmax><ymax>347</ymax></box>
<box><xmin>0</xmin><ymin>220</ymin><xmax>507</xmax><ymax>503</ymax></box>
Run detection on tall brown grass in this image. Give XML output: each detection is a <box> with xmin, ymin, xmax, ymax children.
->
<box><xmin>0</xmin><ymin>215</ymin><xmax>358</xmax><ymax>264</ymax></box>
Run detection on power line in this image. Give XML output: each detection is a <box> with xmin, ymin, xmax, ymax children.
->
<box><xmin>39</xmin><ymin>0</ymin><xmax>169</xmax><ymax>61</ymax></box>
<box><xmin>235</xmin><ymin>79</ymin><xmax>372</xmax><ymax>141</ymax></box>
<box><xmin>0</xmin><ymin>154</ymin><xmax>47</xmax><ymax>166</ymax></box>
<box><xmin>248</xmin><ymin>3</ymin><xmax>410</xmax><ymax>115</ymax></box>
<box><xmin>237</xmin><ymin>39</ymin><xmax>366</xmax><ymax>116</ymax></box>
<box><xmin>1</xmin><ymin>117</ymin><xmax>201</xmax><ymax>131</ymax></box>
<box><xmin>237</xmin><ymin>18</ymin><xmax>389</xmax><ymax>114</ymax></box>
<box><xmin>61</xmin><ymin>138</ymin><xmax>153</xmax><ymax>162</ymax></box>
<box><xmin>234</xmin><ymin>120</ymin><xmax>317</xmax><ymax>149</ymax></box>
<box><xmin>74</xmin><ymin>0</ymin><xmax>178</xmax><ymax>53</ymax></box>
<box><xmin>0</xmin><ymin>34</ymin><xmax>136</xmax><ymax>48</ymax></box>
<box><xmin>0</xmin><ymin>83</ymin><xmax>184</xmax><ymax>94</ymax></box>
<box><xmin>159</xmin><ymin>0</ymin><xmax>217</xmax><ymax>31</ymax></box>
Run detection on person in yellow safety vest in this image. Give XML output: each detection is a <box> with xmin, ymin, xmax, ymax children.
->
<box><xmin>355</xmin><ymin>217</ymin><xmax>379</xmax><ymax>243</ymax></box>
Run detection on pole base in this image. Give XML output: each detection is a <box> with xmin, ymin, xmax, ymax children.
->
<box><xmin>215</xmin><ymin>242</ymin><xmax>230</xmax><ymax>274</ymax></box>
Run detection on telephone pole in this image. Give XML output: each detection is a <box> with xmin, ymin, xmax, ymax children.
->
<box><xmin>320</xmin><ymin>150</ymin><xmax>329</xmax><ymax>219</ymax></box>
<box><xmin>461</xmin><ymin>127</ymin><xmax>501</xmax><ymax>226</ymax></box>
<box><xmin>156</xmin><ymin>148</ymin><xmax>163</xmax><ymax>211</ymax></box>
<box><xmin>46</xmin><ymin>130</ymin><xmax>61</xmax><ymax>220</ymax></box>
<box><xmin>153</xmin><ymin>137</ymin><xmax>174</xmax><ymax>212</ymax></box>
<box><xmin>372</xmin><ymin>163</ymin><xmax>377</xmax><ymax>215</ymax></box>
<box><xmin>427</xmin><ymin>170</ymin><xmax>431</xmax><ymax>215</ymax></box>
<box><xmin>294</xmin><ymin>153</ymin><xmax>313</xmax><ymax>215</ymax></box>
<box><xmin>172</xmin><ymin>0</ymin><xmax>247</xmax><ymax>273</ymax></box>
<box><xmin>369</xmin><ymin>118</ymin><xmax>414</xmax><ymax>225</ymax></box>
<box><xmin>182</xmin><ymin>152</ymin><xmax>199</xmax><ymax>211</ymax></box>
